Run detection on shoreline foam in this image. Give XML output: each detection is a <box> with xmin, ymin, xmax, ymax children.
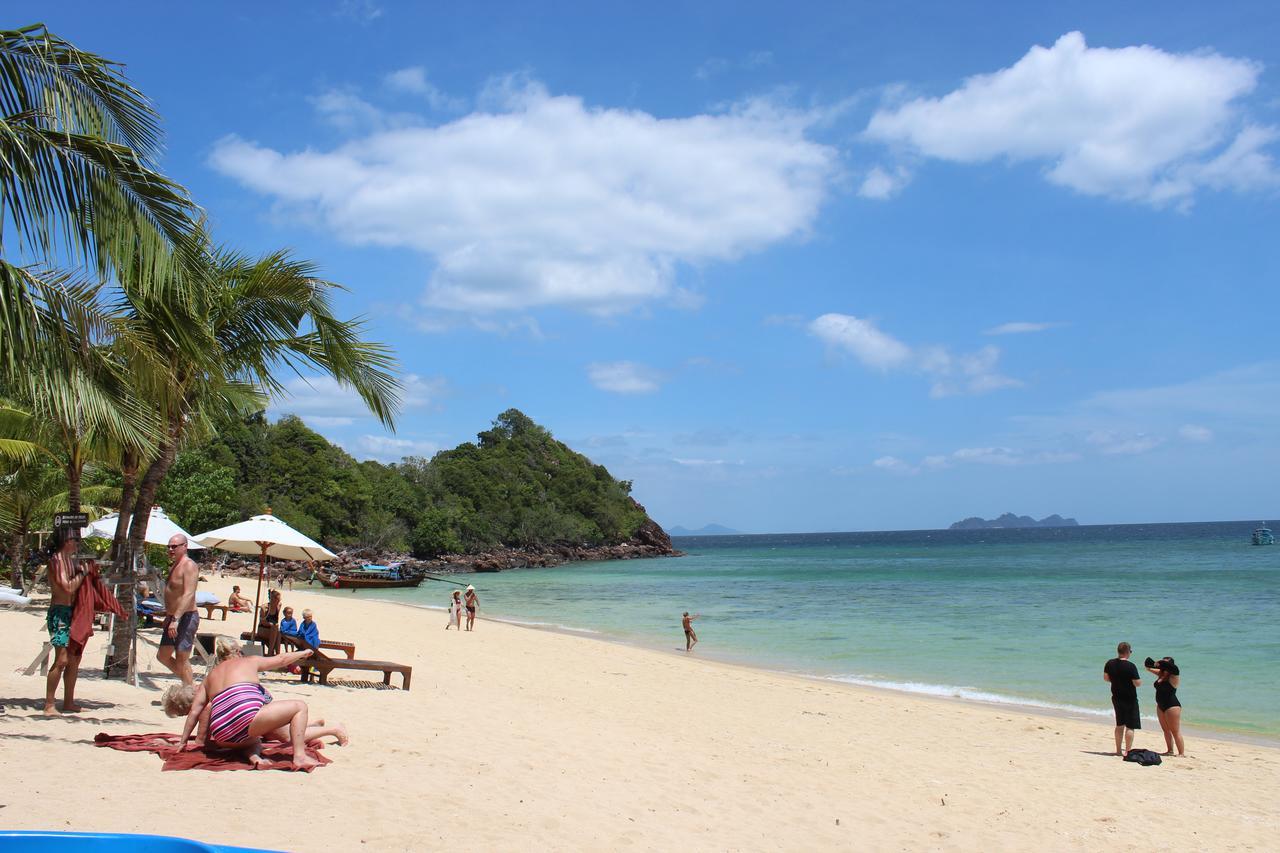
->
<box><xmin>334</xmin><ymin>587</ymin><xmax>1280</xmax><ymax>749</ymax></box>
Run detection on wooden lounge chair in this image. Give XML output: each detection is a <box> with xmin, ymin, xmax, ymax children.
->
<box><xmin>302</xmin><ymin>654</ymin><xmax>412</xmax><ymax>690</ymax></box>
<box><xmin>235</xmin><ymin>631</ymin><xmax>411</xmax><ymax>690</ymax></box>
<box><xmin>239</xmin><ymin>631</ymin><xmax>357</xmax><ymax>659</ymax></box>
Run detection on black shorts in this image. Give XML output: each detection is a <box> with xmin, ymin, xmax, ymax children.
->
<box><xmin>1112</xmin><ymin>697</ymin><xmax>1141</xmax><ymax>729</ymax></box>
<box><xmin>159</xmin><ymin>611</ymin><xmax>200</xmax><ymax>652</ymax></box>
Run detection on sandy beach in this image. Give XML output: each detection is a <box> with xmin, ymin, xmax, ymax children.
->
<box><xmin>2</xmin><ymin>576</ymin><xmax>1277</xmax><ymax>852</ymax></box>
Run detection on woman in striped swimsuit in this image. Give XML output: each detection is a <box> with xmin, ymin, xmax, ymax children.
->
<box><xmin>171</xmin><ymin>638</ymin><xmax>348</xmax><ymax>769</ymax></box>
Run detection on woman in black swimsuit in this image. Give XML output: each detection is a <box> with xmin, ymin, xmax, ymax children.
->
<box><xmin>1144</xmin><ymin>656</ymin><xmax>1184</xmax><ymax>756</ymax></box>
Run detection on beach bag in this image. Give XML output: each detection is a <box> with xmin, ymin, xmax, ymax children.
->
<box><xmin>1123</xmin><ymin>749</ymin><xmax>1162</xmax><ymax>766</ymax></box>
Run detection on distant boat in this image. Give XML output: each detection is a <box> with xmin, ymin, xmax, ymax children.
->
<box><xmin>319</xmin><ymin>563</ymin><xmax>423</xmax><ymax>589</ymax></box>
<box><xmin>1253</xmin><ymin>525</ymin><xmax>1274</xmax><ymax>546</ymax></box>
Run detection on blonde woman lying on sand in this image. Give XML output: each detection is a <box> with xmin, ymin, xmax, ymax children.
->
<box><xmin>162</xmin><ymin>637</ymin><xmax>348</xmax><ymax>770</ymax></box>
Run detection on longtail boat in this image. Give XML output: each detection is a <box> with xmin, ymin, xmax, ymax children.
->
<box><xmin>319</xmin><ymin>563</ymin><xmax>423</xmax><ymax>589</ymax></box>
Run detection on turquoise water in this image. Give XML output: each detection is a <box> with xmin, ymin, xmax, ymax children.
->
<box><xmin>318</xmin><ymin>522</ymin><xmax>1280</xmax><ymax>738</ymax></box>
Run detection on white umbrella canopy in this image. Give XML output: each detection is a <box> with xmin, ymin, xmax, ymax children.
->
<box><xmin>81</xmin><ymin>506</ymin><xmax>205</xmax><ymax>549</ymax></box>
<box><xmin>194</xmin><ymin>513</ymin><xmax>337</xmax><ymax>562</ymax></box>
<box><xmin>194</xmin><ymin>513</ymin><xmax>337</xmax><ymax>634</ymax></box>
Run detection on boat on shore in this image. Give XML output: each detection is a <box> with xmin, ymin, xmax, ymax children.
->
<box><xmin>1253</xmin><ymin>524</ymin><xmax>1274</xmax><ymax>546</ymax></box>
<box><xmin>318</xmin><ymin>563</ymin><xmax>424</xmax><ymax>589</ymax></box>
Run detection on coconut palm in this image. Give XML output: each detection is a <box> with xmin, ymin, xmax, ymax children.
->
<box><xmin>118</xmin><ymin>244</ymin><xmax>401</xmax><ymax>560</ymax></box>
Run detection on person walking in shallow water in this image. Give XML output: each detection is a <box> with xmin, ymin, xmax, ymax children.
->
<box><xmin>682</xmin><ymin>612</ymin><xmax>699</xmax><ymax>651</ymax></box>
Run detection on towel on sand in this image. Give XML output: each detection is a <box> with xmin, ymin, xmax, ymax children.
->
<box><xmin>94</xmin><ymin>732</ymin><xmax>331</xmax><ymax>772</ymax></box>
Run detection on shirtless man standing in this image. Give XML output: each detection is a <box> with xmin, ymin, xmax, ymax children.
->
<box><xmin>682</xmin><ymin>612</ymin><xmax>699</xmax><ymax>652</ymax></box>
<box><xmin>45</xmin><ymin>528</ymin><xmax>88</xmax><ymax>714</ymax></box>
<box><xmin>158</xmin><ymin>534</ymin><xmax>200</xmax><ymax>686</ymax></box>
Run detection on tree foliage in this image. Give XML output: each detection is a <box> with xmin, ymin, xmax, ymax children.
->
<box><xmin>163</xmin><ymin>409</ymin><xmax>649</xmax><ymax>557</ymax></box>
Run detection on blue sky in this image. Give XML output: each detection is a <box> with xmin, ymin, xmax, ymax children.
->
<box><xmin>20</xmin><ymin>2</ymin><xmax>1280</xmax><ymax>531</ymax></box>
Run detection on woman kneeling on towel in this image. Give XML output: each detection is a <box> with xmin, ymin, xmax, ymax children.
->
<box><xmin>162</xmin><ymin>638</ymin><xmax>348</xmax><ymax>770</ymax></box>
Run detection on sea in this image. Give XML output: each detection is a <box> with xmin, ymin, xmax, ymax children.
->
<box><xmin>317</xmin><ymin>521</ymin><xmax>1280</xmax><ymax>740</ymax></box>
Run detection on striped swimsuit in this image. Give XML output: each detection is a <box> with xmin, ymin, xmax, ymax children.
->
<box><xmin>208</xmin><ymin>682</ymin><xmax>273</xmax><ymax>746</ymax></box>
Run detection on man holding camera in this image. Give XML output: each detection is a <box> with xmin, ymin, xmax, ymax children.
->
<box><xmin>1103</xmin><ymin>641</ymin><xmax>1142</xmax><ymax>756</ymax></box>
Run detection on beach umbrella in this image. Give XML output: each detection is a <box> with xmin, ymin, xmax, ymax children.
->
<box><xmin>193</xmin><ymin>512</ymin><xmax>337</xmax><ymax>634</ymax></box>
<box><xmin>81</xmin><ymin>506</ymin><xmax>205</xmax><ymax>549</ymax></box>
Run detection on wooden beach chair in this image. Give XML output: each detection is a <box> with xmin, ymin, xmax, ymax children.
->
<box><xmin>240</xmin><ymin>630</ymin><xmax>358</xmax><ymax>659</ymax></box>
<box><xmin>302</xmin><ymin>654</ymin><xmax>413</xmax><ymax>690</ymax></box>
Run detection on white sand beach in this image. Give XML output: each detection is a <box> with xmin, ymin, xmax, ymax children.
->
<box><xmin>2</xmin><ymin>577</ymin><xmax>1277</xmax><ymax>851</ymax></box>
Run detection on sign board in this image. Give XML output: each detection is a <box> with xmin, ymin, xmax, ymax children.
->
<box><xmin>53</xmin><ymin>512</ymin><xmax>89</xmax><ymax>530</ymax></box>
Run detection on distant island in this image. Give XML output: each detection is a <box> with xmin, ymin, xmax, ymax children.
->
<box><xmin>668</xmin><ymin>524</ymin><xmax>742</xmax><ymax>536</ymax></box>
<box><xmin>950</xmin><ymin>513</ymin><xmax>1078</xmax><ymax>530</ymax></box>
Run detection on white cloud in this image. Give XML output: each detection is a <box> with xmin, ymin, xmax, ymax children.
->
<box><xmin>873</xmin><ymin>455</ymin><xmax>917</xmax><ymax>474</ymax></box>
<box><xmin>587</xmin><ymin>361</ymin><xmax>665</xmax><ymax>394</ymax></box>
<box><xmin>384</xmin><ymin>67</ymin><xmax>465</xmax><ymax>112</ymax></box>
<box><xmin>875</xmin><ymin>446</ymin><xmax>1077</xmax><ymax>473</ymax></box>
<box><xmin>336</xmin><ymin>0</ymin><xmax>382</xmax><ymax>22</ymax></box>
<box><xmin>1086</xmin><ymin>430</ymin><xmax>1164</xmax><ymax>455</ymax></box>
<box><xmin>352</xmin><ymin>434</ymin><xmax>440</xmax><ymax>463</ymax></box>
<box><xmin>810</xmin><ymin>313</ymin><xmax>1021</xmax><ymax>396</ymax></box>
<box><xmin>269</xmin><ymin>373</ymin><xmax>445</xmax><ymax>421</ymax></box>
<box><xmin>1179</xmin><ymin>424</ymin><xmax>1213</xmax><ymax>442</ymax></box>
<box><xmin>865</xmin><ymin>31</ymin><xmax>1277</xmax><ymax>206</ymax></box>
<box><xmin>858</xmin><ymin>164</ymin><xmax>911</xmax><ymax>199</ymax></box>
<box><xmin>672</xmin><ymin>457</ymin><xmax>740</xmax><ymax>467</ymax></box>
<box><xmin>810</xmin><ymin>313</ymin><xmax>912</xmax><ymax>370</ymax></box>
<box><xmin>985</xmin><ymin>321</ymin><xmax>1061</xmax><ymax>336</ymax></box>
<box><xmin>211</xmin><ymin>82</ymin><xmax>837</xmax><ymax>315</ymax></box>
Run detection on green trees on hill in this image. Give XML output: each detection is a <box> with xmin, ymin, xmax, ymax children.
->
<box><xmin>166</xmin><ymin>409</ymin><xmax>648</xmax><ymax>558</ymax></box>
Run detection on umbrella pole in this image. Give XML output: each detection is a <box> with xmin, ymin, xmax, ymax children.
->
<box><xmin>251</xmin><ymin>543</ymin><xmax>267</xmax><ymax>637</ymax></box>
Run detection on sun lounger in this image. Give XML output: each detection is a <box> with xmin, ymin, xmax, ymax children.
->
<box><xmin>239</xmin><ymin>631</ymin><xmax>357</xmax><ymax>659</ymax></box>
<box><xmin>302</xmin><ymin>656</ymin><xmax>412</xmax><ymax>690</ymax></box>
<box><xmin>235</xmin><ymin>631</ymin><xmax>410</xmax><ymax>689</ymax></box>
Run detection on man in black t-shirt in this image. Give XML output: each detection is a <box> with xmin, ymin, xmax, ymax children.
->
<box><xmin>1103</xmin><ymin>641</ymin><xmax>1142</xmax><ymax>756</ymax></box>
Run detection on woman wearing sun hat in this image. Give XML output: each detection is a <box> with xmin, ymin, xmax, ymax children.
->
<box><xmin>464</xmin><ymin>585</ymin><xmax>479</xmax><ymax>631</ymax></box>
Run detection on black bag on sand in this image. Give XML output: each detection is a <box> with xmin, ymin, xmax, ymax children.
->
<box><xmin>1124</xmin><ymin>749</ymin><xmax>1163</xmax><ymax>766</ymax></box>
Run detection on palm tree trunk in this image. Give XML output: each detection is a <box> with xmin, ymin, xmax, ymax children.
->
<box><xmin>110</xmin><ymin>448</ymin><xmax>140</xmax><ymax>562</ymax></box>
<box><xmin>108</xmin><ymin>417</ymin><xmax>182</xmax><ymax>681</ymax></box>
<box><xmin>8</xmin><ymin>530</ymin><xmax>24</xmax><ymax>588</ymax></box>
<box><xmin>66</xmin><ymin>462</ymin><xmax>82</xmax><ymax>515</ymax></box>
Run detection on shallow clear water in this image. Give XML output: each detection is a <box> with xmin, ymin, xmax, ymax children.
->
<box><xmin>314</xmin><ymin>522</ymin><xmax>1280</xmax><ymax>738</ymax></box>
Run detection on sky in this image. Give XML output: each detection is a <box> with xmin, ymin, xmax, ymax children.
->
<box><xmin>18</xmin><ymin>2</ymin><xmax>1280</xmax><ymax>532</ymax></box>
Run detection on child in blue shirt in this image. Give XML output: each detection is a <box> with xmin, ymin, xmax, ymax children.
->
<box><xmin>300</xmin><ymin>608</ymin><xmax>320</xmax><ymax>649</ymax></box>
<box><xmin>279</xmin><ymin>606</ymin><xmax>298</xmax><ymax>637</ymax></box>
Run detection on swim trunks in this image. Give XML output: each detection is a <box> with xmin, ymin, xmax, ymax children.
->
<box><xmin>159</xmin><ymin>610</ymin><xmax>200</xmax><ymax>652</ymax></box>
<box><xmin>208</xmin><ymin>682</ymin><xmax>273</xmax><ymax>746</ymax></box>
<box><xmin>1112</xmin><ymin>697</ymin><xmax>1141</xmax><ymax>729</ymax></box>
<box><xmin>466</xmin><ymin>606</ymin><xmax>475</xmax><ymax>614</ymax></box>
<box><xmin>46</xmin><ymin>604</ymin><xmax>73</xmax><ymax>648</ymax></box>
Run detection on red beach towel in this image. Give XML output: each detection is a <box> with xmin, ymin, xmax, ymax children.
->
<box><xmin>94</xmin><ymin>732</ymin><xmax>331</xmax><ymax>772</ymax></box>
<box><xmin>70</xmin><ymin>564</ymin><xmax>125</xmax><ymax>655</ymax></box>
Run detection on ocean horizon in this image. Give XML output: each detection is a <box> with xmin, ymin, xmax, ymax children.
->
<box><xmin>313</xmin><ymin>519</ymin><xmax>1279</xmax><ymax>740</ymax></box>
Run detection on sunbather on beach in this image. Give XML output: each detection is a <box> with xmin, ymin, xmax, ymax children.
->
<box><xmin>167</xmin><ymin>638</ymin><xmax>348</xmax><ymax>770</ymax></box>
<box><xmin>228</xmin><ymin>586</ymin><xmax>251</xmax><ymax>612</ymax></box>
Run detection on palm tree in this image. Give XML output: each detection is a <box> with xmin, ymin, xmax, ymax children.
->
<box><xmin>119</xmin><ymin>244</ymin><xmax>402</xmax><ymax>559</ymax></box>
<box><xmin>0</xmin><ymin>24</ymin><xmax>198</xmax><ymax>514</ymax></box>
